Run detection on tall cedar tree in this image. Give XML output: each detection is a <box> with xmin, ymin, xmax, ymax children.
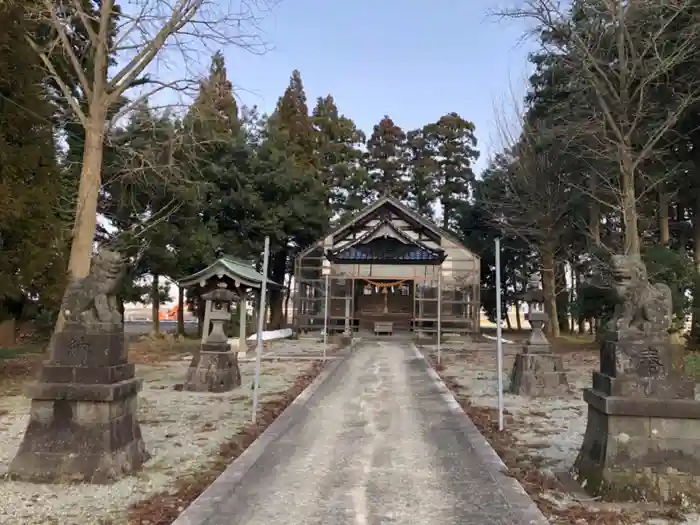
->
<box><xmin>425</xmin><ymin>113</ymin><xmax>479</xmax><ymax>230</ymax></box>
<box><xmin>184</xmin><ymin>52</ymin><xmax>255</xmax><ymax>255</ymax></box>
<box><xmin>256</xmin><ymin>70</ymin><xmax>328</xmax><ymax>328</ymax></box>
<box><xmin>365</xmin><ymin>116</ymin><xmax>409</xmax><ymax>201</ymax></box>
<box><xmin>312</xmin><ymin>95</ymin><xmax>368</xmax><ymax>218</ymax></box>
<box><xmin>406</xmin><ymin>128</ymin><xmax>438</xmax><ymax>219</ymax></box>
<box><xmin>176</xmin><ymin>52</ymin><xmax>251</xmax><ymax>332</ymax></box>
<box><xmin>0</xmin><ymin>1</ymin><xmax>68</xmax><ymax>319</ymax></box>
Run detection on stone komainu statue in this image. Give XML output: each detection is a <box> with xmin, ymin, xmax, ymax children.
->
<box><xmin>61</xmin><ymin>249</ymin><xmax>125</xmax><ymax>330</ymax></box>
<box><xmin>608</xmin><ymin>254</ymin><xmax>673</xmax><ymax>335</ymax></box>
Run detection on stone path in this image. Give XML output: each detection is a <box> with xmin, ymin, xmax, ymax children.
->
<box><xmin>202</xmin><ymin>341</ymin><xmax>546</xmax><ymax>525</ymax></box>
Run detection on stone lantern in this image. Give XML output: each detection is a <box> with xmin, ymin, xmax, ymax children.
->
<box><xmin>509</xmin><ymin>272</ymin><xmax>568</xmax><ymax>396</ymax></box>
<box><xmin>522</xmin><ymin>273</ymin><xmax>549</xmax><ymax>348</ymax></box>
<box><xmin>184</xmin><ymin>282</ymin><xmax>242</xmax><ymax>392</ymax></box>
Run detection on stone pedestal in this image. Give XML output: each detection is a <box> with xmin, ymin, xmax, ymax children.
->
<box><xmin>509</xmin><ymin>310</ymin><xmax>568</xmax><ymax>396</ymax></box>
<box><xmin>573</xmin><ymin>331</ymin><xmax>700</xmax><ymax>503</ymax></box>
<box><xmin>184</xmin><ymin>343</ymin><xmax>241</xmax><ymax>392</ymax></box>
<box><xmin>9</xmin><ymin>323</ymin><xmax>149</xmax><ymax>483</ymax></box>
<box><xmin>509</xmin><ymin>350</ymin><xmax>568</xmax><ymax>396</ymax></box>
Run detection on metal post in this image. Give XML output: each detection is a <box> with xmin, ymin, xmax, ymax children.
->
<box><xmin>437</xmin><ymin>271</ymin><xmax>442</xmax><ymax>365</ymax></box>
<box><xmin>323</xmin><ymin>273</ymin><xmax>329</xmax><ymax>360</ymax></box>
<box><xmin>252</xmin><ymin>236</ymin><xmax>270</xmax><ymax>424</ymax></box>
<box><xmin>495</xmin><ymin>237</ymin><xmax>504</xmax><ymax>431</ymax></box>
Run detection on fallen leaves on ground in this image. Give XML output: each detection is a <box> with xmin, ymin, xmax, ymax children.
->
<box><xmin>127</xmin><ymin>360</ymin><xmax>325</xmax><ymax>525</ymax></box>
<box><xmin>428</xmin><ymin>355</ymin><xmax>683</xmax><ymax>525</ymax></box>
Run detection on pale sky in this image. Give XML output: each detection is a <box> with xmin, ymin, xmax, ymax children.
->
<box><xmin>220</xmin><ymin>0</ymin><xmax>538</xmax><ymax>173</ymax></box>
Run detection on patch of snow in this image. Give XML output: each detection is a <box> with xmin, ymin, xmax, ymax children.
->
<box><xmin>482</xmin><ymin>334</ymin><xmax>516</xmax><ymax>344</ymax></box>
<box><xmin>244</xmin><ymin>328</ymin><xmax>292</xmax><ymax>342</ymax></box>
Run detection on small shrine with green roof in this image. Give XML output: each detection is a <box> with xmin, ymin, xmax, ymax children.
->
<box><xmin>178</xmin><ymin>256</ymin><xmax>280</xmax><ymax>355</ymax></box>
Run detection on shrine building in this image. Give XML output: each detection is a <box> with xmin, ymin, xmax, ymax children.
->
<box><xmin>293</xmin><ymin>196</ymin><xmax>481</xmax><ymax>337</ymax></box>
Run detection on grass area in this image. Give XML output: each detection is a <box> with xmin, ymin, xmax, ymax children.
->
<box><xmin>480</xmin><ymin>327</ymin><xmax>598</xmax><ymax>352</ymax></box>
<box><xmin>685</xmin><ymin>353</ymin><xmax>700</xmax><ymax>382</ymax></box>
<box><xmin>0</xmin><ymin>341</ymin><xmax>46</xmax><ymax>360</ymax></box>
<box><xmin>128</xmin><ymin>335</ymin><xmax>202</xmax><ymax>364</ymax></box>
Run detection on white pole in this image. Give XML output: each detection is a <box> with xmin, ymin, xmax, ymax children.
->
<box><xmin>495</xmin><ymin>237</ymin><xmax>504</xmax><ymax>431</ymax></box>
<box><xmin>323</xmin><ymin>273</ymin><xmax>329</xmax><ymax>360</ymax></box>
<box><xmin>437</xmin><ymin>271</ymin><xmax>442</xmax><ymax>365</ymax></box>
<box><xmin>252</xmin><ymin>236</ymin><xmax>270</xmax><ymax>424</ymax></box>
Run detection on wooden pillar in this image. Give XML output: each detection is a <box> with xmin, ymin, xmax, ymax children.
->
<box><xmin>238</xmin><ymin>291</ymin><xmax>247</xmax><ymax>355</ymax></box>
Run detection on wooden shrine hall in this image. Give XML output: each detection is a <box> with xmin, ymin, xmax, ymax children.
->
<box><xmin>293</xmin><ymin>196</ymin><xmax>481</xmax><ymax>337</ymax></box>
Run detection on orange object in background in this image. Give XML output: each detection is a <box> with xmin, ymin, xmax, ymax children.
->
<box><xmin>158</xmin><ymin>305</ymin><xmax>179</xmax><ymax>320</ymax></box>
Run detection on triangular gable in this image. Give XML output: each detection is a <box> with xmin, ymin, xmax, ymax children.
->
<box><xmin>328</xmin><ymin>218</ymin><xmax>445</xmax><ymax>264</ymax></box>
<box><xmin>333</xmin><ymin>217</ymin><xmax>443</xmax><ymax>255</ymax></box>
<box><xmin>297</xmin><ymin>195</ymin><xmax>479</xmax><ymax>261</ymax></box>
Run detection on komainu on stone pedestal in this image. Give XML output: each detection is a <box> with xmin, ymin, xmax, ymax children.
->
<box><xmin>573</xmin><ymin>255</ymin><xmax>700</xmax><ymax>503</ymax></box>
<box><xmin>9</xmin><ymin>250</ymin><xmax>149</xmax><ymax>483</ymax></box>
<box><xmin>184</xmin><ymin>283</ymin><xmax>242</xmax><ymax>392</ymax></box>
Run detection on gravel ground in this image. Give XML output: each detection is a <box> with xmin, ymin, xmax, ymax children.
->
<box><xmin>423</xmin><ymin>341</ymin><xmax>700</xmax><ymax>525</ymax></box>
<box><xmin>0</xmin><ymin>359</ymin><xmax>310</xmax><ymax>525</ymax></box>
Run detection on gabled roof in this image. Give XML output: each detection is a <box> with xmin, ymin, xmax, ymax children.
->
<box><xmin>329</xmin><ymin>217</ymin><xmax>444</xmax><ymax>262</ymax></box>
<box><xmin>178</xmin><ymin>256</ymin><xmax>281</xmax><ymax>289</ymax></box>
<box><xmin>298</xmin><ymin>196</ymin><xmax>477</xmax><ymax>260</ymax></box>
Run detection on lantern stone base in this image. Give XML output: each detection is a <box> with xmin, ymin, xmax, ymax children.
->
<box><xmin>509</xmin><ymin>349</ymin><xmax>569</xmax><ymax>397</ymax></box>
<box><xmin>572</xmin><ymin>387</ymin><xmax>700</xmax><ymax>503</ymax></box>
<box><xmin>184</xmin><ymin>345</ymin><xmax>241</xmax><ymax>393</ymax></box>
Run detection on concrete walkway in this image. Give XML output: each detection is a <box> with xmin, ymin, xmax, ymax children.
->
<box><xmin>202</xmin><ymin>341</ymin><xmax>546</xmax><ymax>525</ymax></box>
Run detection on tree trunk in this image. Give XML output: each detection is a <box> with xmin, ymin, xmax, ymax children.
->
<box><xmin>504</xmin><ymin>309</ymin><xmax>512</xmax><ymax>330</ymax></box>
<box><xmin>555</xmin><ymin>261</ymin><xmax>569</xmax><ymax>333</ymax></box>
<box><xmin>588</xmin><ymin>171</ymin><xmax>601</xmax><ymax>246</ymax></box>
<box><xmin>515</xmin><ymin>301</ymin><xmax>522</xmax><ymax>330</ymax></box>
<box><xmin>677</xmin><ymin>204</ymin><xmax>688</xmax><ymax>252</ymax></box>
<box><xmin>691</xmin><ymin>193</ymin><xmax>700</xmax><ymax>342</ymax></box>
<box><xmin>54</xmin><ymin>110</ymin><xmax>106</xmax><ymax>335</ymax></box>
<box><xmin>541</xmin><ymin>248</ymin><xmax>560</xmax><ymax>338</ymax></box>
<box><xmin>67</xmin><ymin>111</ymin><xmax>106</xmax><ymax>279</ymax></box>
<box><xmin>621</xmin><ymin>154</ymin><xmax>641</xmax><ymax>256</ymax></box>
<box><xmin>151</xmin><ymin>274</ymin><xmax>160</xmax><ymax>334</ymax></box>
<box><xmin>574</xmin><ymin>266</ymin><xmax>585</xmax><ymax>334</ymax></box>
<box><xmin>442</xmin><ymin>203</ymin><xmax>450</xmax><ymax>231</ymax></box>
<box><xmin>659</xmin><ymin>187</ymin><xmax>670</xmax><ymax>246</ymax></box>
<box><xmin>177</xmin><ymin>286</ymin><xmax>185</xmax><ymax>336</ymax></box>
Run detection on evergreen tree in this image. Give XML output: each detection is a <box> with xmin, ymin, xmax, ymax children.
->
<box><xmin>365</xmin><ymin>116</ymin><xmax>409</xmax><ymax>200</ymax></box>
<box><xmin>312</xmin><ymin>94</ymin><xmax>368</xmax><ymax>217</ymax></box>
<box><xmin>100</xmin><ymin>102</ymin><xmax>182</xmax><ymax>332</ymax></box>
<box><xmin>424</xmin><ymin>113</ymin><xmax>479</xmax><ymax>230</ymax></box>
<box><xmin>406</xmin><ymin>128</ymin><xmax>438</xmax><ymax>219</ymax></box>
<box><xmin>255</xmin><ymin>70</ymin><xmax>328</xmax><ymax>327</ymax></box>
<box><xmin>0</xmin><ymin>1</ymin><xmax>68</xmax><ymax>319</ymax></box>
<box><xmin>183</xmin><ymin>52</ymin><xmax>254</xmax><ymax>256</ymax></box>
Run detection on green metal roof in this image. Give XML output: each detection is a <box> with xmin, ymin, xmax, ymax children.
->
<box><xmin>178</xmin><ymin>256</ymin><xmax>280</xmax><ymax>289</ymax></box>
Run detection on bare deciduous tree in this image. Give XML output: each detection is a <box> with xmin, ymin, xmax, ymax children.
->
<box><xmin>482</xmin><ymin>103</ymin><xmax>577</xmax><ymax>337</ymax></box>
<box><xmin>24</xmin><ymin>0</ymin><xmax>273</xmax><ymax>279</ymax></box>
<box><xmin>496</xmin><ymin>0</ymin><xmax>700</xmax><ymax>256</ymax></box>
